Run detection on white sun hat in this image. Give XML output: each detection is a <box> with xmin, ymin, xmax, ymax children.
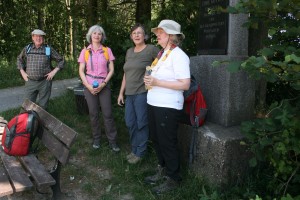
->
<box><xmin>151</xmin><ymin>19</ymin><xmax>185</xmax><ymax>39</ymax></box>
<box><xmin>31</xmin><ymin>29</ymin><xmax>46</xmax><ymax>36</ymax></box>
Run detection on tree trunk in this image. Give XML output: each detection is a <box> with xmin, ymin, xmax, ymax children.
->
<box><xmin>37</xmin><ymin>9</ymin><xmax>44</xmax><ymax>30</ymax></box>
<box><xmin>248</xmin><ymin>22</ymin><xmax>268</xmax><ymax>112</ymax></box>
<box><xmin>136</xmin><ymin>0</ymin><xmax>151</xmax><ymax>25</ymax></box>
<box><xmin>65</xmin><ymin>0</ymin><xmax>73</xmax><ymax>59</ymax></box>
<box><xmin>100</xmin><ymin>0</ymin><xmax>108</xmax><ymax>27</ymax></box>
<box><xmin>87</xmin><ymin>0</ymin><xmax>98</xmax><ymax>27</ymax></box>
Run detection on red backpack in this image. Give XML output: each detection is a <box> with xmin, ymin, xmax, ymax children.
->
<box><xmin>182</xmin><ymin>75</ymin><xmax>208</xmax><ymax>165</ymax></box>
<box><xmin>182</xmin><ymin>75</ymin><xmax>208</xmax><ymax>127</ymax></box>
<box><xmin>1</xmin><ymin>110</ymin><xmax>41</xmax><ymax>156</ymax></box>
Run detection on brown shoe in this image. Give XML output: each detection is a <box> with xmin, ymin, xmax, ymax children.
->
<box><xmin>144</xmin><ymin>164</ymin><xmax>165</xmax><ymax>185</ymax></box>
<box><xmin>126</xmin><ymin>152</ymin><xmax>135</xmax><ymax>160</ymax></box>
<box><xmin>152</xmin><ymin>177</ymin><xmax>179</xmax><ymax>195</ymax></box>
<box><xmin>128</xmin><ymin>155</ymin><xmax>141</xmax><ymax>164</ymax></box>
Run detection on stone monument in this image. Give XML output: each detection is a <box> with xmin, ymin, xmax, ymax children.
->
<box><xmin>178</xmin><ymin>0</ymin><xmax>255</xmax><ymax>188</ymax></box>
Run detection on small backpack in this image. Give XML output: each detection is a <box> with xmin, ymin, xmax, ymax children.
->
<box><xmin>182</xmin><ymin>75</ymin><xmax>208</xmax><ymax>127</ymax></box>
<box><xmin>182</xmin><ymin>75</ymin><xmax>208</xmax><ymax>165</ymax></box>
<box><xmin>1</xmin><ymin>110</ymin><xmax>42</xmax><ymax>156</ymax></box>
<box><xmin>84</xmin><ymin>46</ymin><xmax>110</xmax><ymax>81</ymax></box>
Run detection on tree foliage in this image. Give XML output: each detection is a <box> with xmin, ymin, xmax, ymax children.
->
<box><xmin>0</xmin><ymin>0</ymin><xmax>199</xmax><ymax>89</ymax></box>
<box><xmin>218</xmin><ymin>0</ymin><xmax>300</xmax><ymax>197</ymax></box>
<box><xmin>0</xmin><ymin>0</ymin><xmax>201</xmax><ymax>96</ymax></box>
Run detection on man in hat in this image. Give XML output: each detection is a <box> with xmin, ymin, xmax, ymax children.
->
<box><xmin>17</xmin><ymin>29</ymin><xmax>65</xmax><ymax>110</ymax></box>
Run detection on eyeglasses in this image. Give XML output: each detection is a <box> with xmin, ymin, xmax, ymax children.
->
<box><xmin>131</xmin><ymin>32</ymin><xmax>143</xmax><ymax>36</ymax></box>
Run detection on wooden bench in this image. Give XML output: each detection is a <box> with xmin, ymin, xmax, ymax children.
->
<box><xmin>0</xmin><ymin>99</ymin><xmax>78</xmax><ymax>199</ymax></box>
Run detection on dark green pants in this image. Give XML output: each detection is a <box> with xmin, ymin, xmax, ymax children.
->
<box><xmin>25</xmin><ymin>79</ymin><xmax>52</xmax><ymax>110</ymax></box>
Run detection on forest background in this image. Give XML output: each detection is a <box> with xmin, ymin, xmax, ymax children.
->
<box><xmin>0</xmin><ymin>0</ymin><xmax>198</xmax><ymax>89</ymax></box>
<box><xmin>0</xmin><ymin>0</ymin><xmax>299</xmax><ymax>199</ymax></box>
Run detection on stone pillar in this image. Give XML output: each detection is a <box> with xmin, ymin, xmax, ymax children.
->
<box><xmin>191</xmin><ymin>55</ymin><xmax>255</xmax><ymax>127</ymax></box>
<box><xmin>179</xmin><ymin>0</ymin><xmax>255</xmax><ymax>187</ymax></box>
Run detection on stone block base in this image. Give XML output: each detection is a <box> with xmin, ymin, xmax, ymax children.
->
<box><xmin>178</xmin><ymin>122</ymin><xmax>252</xmax><ymax>187</ymax></box>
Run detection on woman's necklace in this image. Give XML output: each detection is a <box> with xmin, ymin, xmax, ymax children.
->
<box><xmin>145</xmin><ymin>44</ymin><xmax>177</xmax><ymax>90</ymax></box>
<box><xmin>149</xmin><ymin>44</ymin><xmax>177</xmax><ymax>69</ymax></box>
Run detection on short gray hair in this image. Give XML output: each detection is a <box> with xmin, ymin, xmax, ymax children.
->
<box><xmin>86</xmin><ymin>25</ymin><xmax>106</xmax><ymax>44</ymax></box>
<box><xmin>170</xmin><ymin>34</ymin><xmax>184</xmax><ymax>46</ymax></box>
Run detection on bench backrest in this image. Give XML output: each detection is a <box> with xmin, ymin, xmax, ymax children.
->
<box><xmin>21</xmin><ymin>99</ymin><xmax>77</xmax><ymax>165</ymax></box>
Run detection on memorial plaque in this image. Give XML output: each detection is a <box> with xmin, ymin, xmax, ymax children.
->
<box><xmin>198</xmin><ymin>0</ymin><xmax>229</xmax><ymax>55</ymax></box>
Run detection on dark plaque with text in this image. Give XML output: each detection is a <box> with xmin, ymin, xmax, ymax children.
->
<box><xmin>198</xmin><ymin>0</ymin><xmax>229</xmax><ymax>55</ymax></box>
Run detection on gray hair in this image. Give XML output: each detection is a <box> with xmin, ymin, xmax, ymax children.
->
<box><xmin>170</xmin><ymin>34</ymin><xmax>184</xmax><ymax>46</ymax></box>
<box><xmin>86</xmin><ymin>25</ymin><xmax>106</xmax><ymax>44</ymax></box>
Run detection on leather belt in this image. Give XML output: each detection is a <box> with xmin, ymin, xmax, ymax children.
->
<box><xmin>86</xmin><ymin>74</ymin><xmax>105</xmax><ymax>79</ymax></box>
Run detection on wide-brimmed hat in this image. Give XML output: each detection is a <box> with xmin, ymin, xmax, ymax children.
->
<box><xmin>31</xmin><ymin>29</ymin><xmax>46</xmax><ymax>36</ymax></box>
<box><xmin>151</xmin><ymin>19</ymin><xmax>185</xmax><ymax>39</ymax></box>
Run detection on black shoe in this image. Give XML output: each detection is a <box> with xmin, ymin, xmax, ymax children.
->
<box><xmin>152</xmin><ymin>176</ymin><xmax>179</xmax><ymax>195</ymax></box>
<box><xmin>144</xmin><ymin>164</ymin><xmax>165</xmax><ymax>185</ymax></box>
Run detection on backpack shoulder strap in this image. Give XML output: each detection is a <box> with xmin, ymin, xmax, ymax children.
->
<box><xmin>84</xmin><ymin>48</ymin><xmax>92</xmax><ymax>63</ymax></box>
<box><xmin>27</xmin><ymin>110</ymin><xmax>43</xmax><ymax>152</ymax></box>
<box><xmin>84</xmin><ymin>48</ymin><xmax>94</xmax><ymax>71</ymax></box>
<box><xmin>84</xmin><ymin>47</ymin><xmax>109</xmax><ymax>62</ymax></box>
<box><xmin>26</xmin><ymin>43</ymin><xmax>33</xmax><ymax>54</ymax></box>
<box><xmin>4</xmin><ymin>114</ymin><xmax>20</xmax><ymax>148</ymax></box>
<box><xmin>84</xmin><ymin>46</ymin><xmax>108</xmax><ymax>71</ymax></box>
<box><xmin>102</xmin><ymin>46</ymin><xmax>109</xmax><ymax>61</ymax></box>
<box><xmin>44</xmin><ymin>44</ymin><xmax>51</xmax><ymax>58</ymax></box>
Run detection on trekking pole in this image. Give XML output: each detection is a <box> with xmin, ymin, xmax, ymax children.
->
<box><xmin>189</xmin><ymin>116</ymin><xmax>199</xmax><ymax>166</ymax></box>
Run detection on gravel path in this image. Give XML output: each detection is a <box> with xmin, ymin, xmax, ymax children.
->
<box><xmin>0</xmin><ymin>78</ymin><xmax>80</xmax><ymax>112</ymax></box>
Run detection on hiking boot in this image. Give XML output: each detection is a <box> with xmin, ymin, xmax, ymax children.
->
<box><xmin>152</xmin><ymin>176</ymin><xmax>179</xmax><ymax>195</ymax></box>
<box><xmin>128</xmin><ymin>155</ymin><xmax>141</xmax><ymax>164</ymax></box>
<box><xmin>92</xmin><ymin>141</ymin><xmax>100</xmax><ymax>149</ymax></box>
<box><xmin>144</xmin><ymin>164</ymin><xmax>165</xmax><ymax>185</ymax></box>
<box><xmin>126</xmin><ymin>152</ymin><xmax>135</xmax><ymax>160</ymax></box>
<box><xmin>92</xmin><ymin>144</ymin><xmax>100</xmax><ymax>149</ymax></box>
<box><xmin>110</xmin><ymin>143</ymin><xmax>120</xmax><ymax>152</ymax></box>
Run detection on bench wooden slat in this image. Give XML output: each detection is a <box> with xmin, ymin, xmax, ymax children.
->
<box><xmin>0</xmin><ymin>165</ymin><xmax>13</xmax><ymax>197</ymax></box>
<box><xmin>1</xmin><ymin>99</ymin><xmax>78</xmax><ymax>198</ymax></box>
<box><xmin>40</xmin><ymin>129</ymin><xmax>71</xmax><ymax>165</ymax></box>
<box><xmin>19</xmin><ymin>154</ymin><xmax>56</xmax><ymax>188</ymax></box>
<box><xmin>22</xmin><ymin>99</ymin><xmax>77</xmax><ymax>148</ymax></box>
<box><xmin>0</xmin><ymin>149</ymin><xmax>33</xmax><ymax>192</ymax></box>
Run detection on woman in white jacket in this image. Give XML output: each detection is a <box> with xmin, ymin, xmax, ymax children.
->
<box><xmin>143</xmin><ymin>19</ymin><xmax>190</xmax><ymax>194</ymax></box>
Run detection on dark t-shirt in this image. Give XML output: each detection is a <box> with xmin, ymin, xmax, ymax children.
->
<box><xmin>123</xmin><ymin>44</ymin><xmax>159</xmax><ymax>95</ymax></box>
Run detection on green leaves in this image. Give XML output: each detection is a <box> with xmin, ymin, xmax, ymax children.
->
<box><xmin>285</xmin><ymin>54</ymin><xmax>300</xmax><ymax>64</ymax></box>
<box><xmin>241</xmin><ymin>99</ymin><xmax>300</xmax><ymax>195</ymax></box>
<box><xmin>225</xmin><ymin>0</ymin><xmax>300</xmax><ymax>197</ymax></box>
<box><xmin>227</xmin><ymin>61</ymin><xmax>242</xmax><ymax>72</ymax></box>
<box><xmin>260</xmin><ymin>48</ymin><xmax>274</xmax><ymax>57</ymax></box>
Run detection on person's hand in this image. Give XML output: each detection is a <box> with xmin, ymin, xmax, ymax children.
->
<box><xmin>117</xmin><ymin>94</ymin><xmax>124</xmax><ymax>106</ymax></box>
<box><xmin>45</xmin><ymin>68</ymin><xmax>60</xmax><ymax>80</ymax></box>
<box><xmin>86</xmin><ymin>85</ymin><xmax>97</xmax><ymax>95</ymax></box>
<box><xmin>23</xmin><ymin>75</ymin><xmax>29</xmax><ymax>82</ymax></box>
<box><xmin>20</xmin><ymin>69</ymin><xmax>29</xmax><ymax>81</ymax></box>
<box><xmin>144</xmin><ymin>75</ymin><xmax>156</xmax><ymax>87</ymax></box>
<box><xmin>87</xmin><ymin>85</ymin><xmax>97</xmax><ymax>95</ymax></box>
<box><xmin>89</xmin><ymin>82</ymin><xmax>106</xmax><ymax>95</ymax></box>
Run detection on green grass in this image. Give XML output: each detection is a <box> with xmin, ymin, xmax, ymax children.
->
<box><xmin>1</xmin><ymin>62</ymin><xmax>299</xmax><ymax>199</ymax></box>
<box><xmin>2</xmin><ymin>90</ymin><xmax>279</xmax><ymax>199</ymax></box>
<box><xmin>0</xmin><ymin>58</ymin><xmax>78</xmax><ymax>89</ymax></box>
<box><xmin>0</xmin><ymin>91</ymin><xmax>215</xmax><ymax>199</ymax></box>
